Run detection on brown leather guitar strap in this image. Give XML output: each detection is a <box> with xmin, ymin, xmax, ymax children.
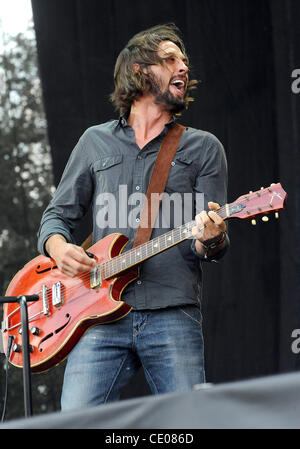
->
<box><xmin>133</xmin><ymin>122</ymin><xmax>185</xmax><ymax>247</ymax></box>
<box><xmin>81</xmin><ymin>122</ymin><xmax>185</xmax><ymax>250</ymax></box>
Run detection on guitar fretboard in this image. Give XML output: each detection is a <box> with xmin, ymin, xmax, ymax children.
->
<box><xmin>101</xmin><ymin>203</ymin><xmax>234</xmax><ymax>279</ymax></box>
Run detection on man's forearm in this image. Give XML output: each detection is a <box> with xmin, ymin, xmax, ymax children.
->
<box><xmin>45</xmin><ymin>234</ymin><xmax>67</xmax><ymax>259</ymax></box>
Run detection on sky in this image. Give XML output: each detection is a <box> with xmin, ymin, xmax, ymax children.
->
<box><xmin>0</xmin><ymin>0</ymin><xmax>33</xmax><ymax>35</ymax></box>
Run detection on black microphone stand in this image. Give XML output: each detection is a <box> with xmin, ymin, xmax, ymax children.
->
<box><xmin>0</xmin><ymin>294</ymin><xmax>39</xmax><ymax>417</ymax></box>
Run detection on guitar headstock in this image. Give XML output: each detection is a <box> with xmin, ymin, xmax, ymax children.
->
<box><xmin>228</xmin><ymin>183</ymin><xmax>287</xmax><ymax>222</ymax></box>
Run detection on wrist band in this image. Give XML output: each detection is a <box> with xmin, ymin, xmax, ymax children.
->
<box><xmin>200</xmin><ymin>231</ymin><xmax>226</xmax><ymax>259</ymax></box>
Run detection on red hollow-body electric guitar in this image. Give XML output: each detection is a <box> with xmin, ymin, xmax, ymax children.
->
<box><xmin>1</xmin><ymin>183</ymin><xmax>286</xmax><ymax>373</ymax></box>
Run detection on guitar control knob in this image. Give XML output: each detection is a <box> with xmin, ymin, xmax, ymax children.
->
<box><xmin>30</xmin><ymin>326</ymin><xmax>40</xmax><ymax>336</ymax></box>
<box><xmin>13</xmin><ymin>343</ymin><xmax>22</xmax><ymax>353</ymax></box>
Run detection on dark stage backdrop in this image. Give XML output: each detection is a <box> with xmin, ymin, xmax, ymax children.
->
<box><xmin>31</xmin><ymin>0</ymin><xmax>300</xmax><ymax>397</ymax></box>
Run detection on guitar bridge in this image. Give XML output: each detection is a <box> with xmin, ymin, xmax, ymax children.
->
<box><xmin>90</xmin><ymin>264</ymin><xmax>102</xmax><ymax>289</ymax></box>
<box><xmin>1</xmin><ymin>317</ymin><xmax>8</xmax><ymax>333</ymax></box>
<box><xmin>42</xmin><ymin>285</ymin><xmax>50</xmax><ymax>316</ymax></box>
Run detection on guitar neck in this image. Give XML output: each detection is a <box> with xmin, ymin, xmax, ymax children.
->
<box><xmin>93</xmin><ymin>182</ymin><xmax>287</xmax><ymax>280</ymax></box>
<box><xmin>102</xmin><ymin>203</ymin><xmax>233</xmax><ymax>279</ymax></box>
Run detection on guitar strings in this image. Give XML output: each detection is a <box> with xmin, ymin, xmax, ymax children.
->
<box><xmin>7</xmin><ymin>189</ymin><xmax>275</xmax><ymax>326</ymax></box>
<box><xmin>39</xmin><ymin>188</ymin><xmax>275</xmax><ymax>302</ymax></box>
<box><xmin>6</xmin><ymin>200</ymin><xmax>242</xmax><ymax>314</ymax></box>
<box><xmin>5</xmin><ymin>220</ymin><xmax>199</xmax><ymax>326</ymax></box>
<box><xmin>42</xmin><ymin>201</ymin><xmax>230</xmax><ymax>294</ymax></box>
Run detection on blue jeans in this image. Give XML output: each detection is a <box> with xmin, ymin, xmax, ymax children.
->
<box><xmin>61</xmin><ymin>304</ymin><xmax>205</xmax><ymax>411</ymax></box>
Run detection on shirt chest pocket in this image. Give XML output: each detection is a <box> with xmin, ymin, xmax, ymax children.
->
<box><xmin>92</xmin><ymin>155</ymin><xmax>123</xmax><ymax>193</ymax></box>
<box><xmin>165</xmin><ymin>156</ymin><xmax>195</xmax><ymax>193</ymax></box>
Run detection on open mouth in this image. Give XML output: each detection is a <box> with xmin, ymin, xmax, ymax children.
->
<box><xmin>170</xmin><ymin>79</ymin><xmax>186</xmax><ymax>95</ymax></box>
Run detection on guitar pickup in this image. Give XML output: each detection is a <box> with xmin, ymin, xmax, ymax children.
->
<box><xmin>52</xmin><ymin>281</ymin><xmax>63</xmax><ymax>308</ymax></box>
<box><xmin>90</xmin><ymin>264</ymin><xmax>102</xmax><ymax>289</ymax></box>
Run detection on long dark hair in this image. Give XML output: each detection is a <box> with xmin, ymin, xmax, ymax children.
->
<box><xmin>110</xmin><ymin>23</ymin><xmax>198</xmax><ymax>115</ymax></box>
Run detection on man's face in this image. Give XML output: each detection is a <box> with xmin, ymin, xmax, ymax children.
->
<box><xmin>146</xmin><ymin>40</ymin><xmax>189</xmax><ymax>113</ymax></box>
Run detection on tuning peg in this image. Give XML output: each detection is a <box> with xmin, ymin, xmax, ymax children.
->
<box><xmin>275</xmin><ymin>212</ymin><xmax>279</xmax><ymax>219</ymax></box>
<box><xmin>251</xmin><ymin>219</ymin><xmax>257</xmax><ymax>226</ymax></box>
<box><xmin>262</xmin><ymin>216</ymin><xmax>269</xmax><ymax>222</ymax></box>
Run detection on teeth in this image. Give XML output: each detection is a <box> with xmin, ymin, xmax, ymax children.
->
<box><xmin>172</xmin><ymin>80</ymin><xmax>185</xmax><ymax>87</ymax></box>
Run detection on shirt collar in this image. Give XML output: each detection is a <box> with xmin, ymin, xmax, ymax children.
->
<box><xmin>116</xmin><ymin>113</ymin><xmax>176</xmax><ymax>130</ymax></box>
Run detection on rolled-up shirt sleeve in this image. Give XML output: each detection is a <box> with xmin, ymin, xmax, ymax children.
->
<box><xmin>190</xmin><ymin>132</ymin><xmax>229</xmax><ymax>262</ymax></box>
<box><xmin>37</xmin><ymin>136</ymin><xmax>93</xmax><ymax>256</ymax></box>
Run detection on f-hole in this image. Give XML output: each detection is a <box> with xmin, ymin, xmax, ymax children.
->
<box><xmin>38</xmin><ymin>314</ymin><xmax>71</xmax><ymax>352</ymax></box>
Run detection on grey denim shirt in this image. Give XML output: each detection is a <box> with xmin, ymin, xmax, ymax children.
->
<box><xmin>38</xmin><ymin>117</ymin><xmax>228</xmax><ymax>310</ymax></box>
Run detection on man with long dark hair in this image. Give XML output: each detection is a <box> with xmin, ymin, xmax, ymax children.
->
<box><xmin>38</xmin><ymin>24</ymin><xmax>228</xmax><ymax>410</ymax></box>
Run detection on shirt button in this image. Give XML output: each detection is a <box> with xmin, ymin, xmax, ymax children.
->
<box><xmin>136</xmin><ymin>218</ymin><xmax>140</xmax><ymax>223</ymax></box>
<box><xmin>137</xmin><ymin>155</ymin><xmax>142</xmax><ymax>160</ymax></box>
<box><xmin>136</xmin><ymin>185</ymin><xmax>140</xmax><ymax>191</ymax></box>
<box><xmin>136</xmin><ymin>280</ymin><xmax>142</xmax><ymax>285</ymax></box>
<box><xmin>171</xmin><ymin>161</ymin><xmax>175</xmax><ymax>166</ymax></box>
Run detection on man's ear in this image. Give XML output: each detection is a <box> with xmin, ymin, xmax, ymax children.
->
<box><xmin>133</xmin><ymin>63</ymin><xmax>148</xmax><ymax>75</ymax></box>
